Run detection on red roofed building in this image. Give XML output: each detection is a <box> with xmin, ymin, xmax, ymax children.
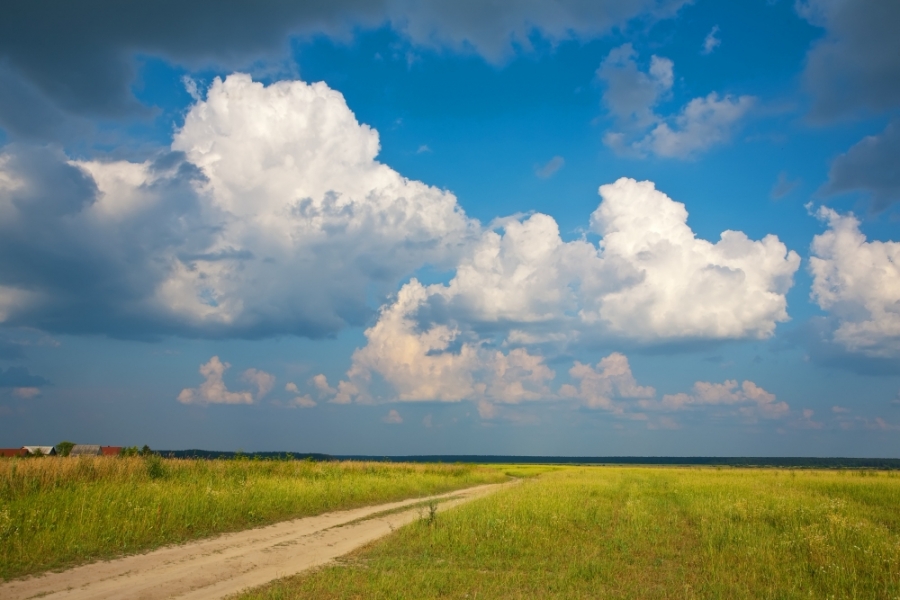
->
<box><xmin>0</xmin><ymin>448</ymin><xmax>27</xmax><ymax>457</ymax></box>
<box><xmin>101</xmin><ymin>446</ymin><xmax>123</xmax><ymax>456</ymax></box>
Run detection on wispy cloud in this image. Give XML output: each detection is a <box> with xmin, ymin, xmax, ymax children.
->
<box><xmin>535</xmin><ymin>155</ymin><xmax>565</xmax><ymax>178</ymax></box>
<box><xmin>770</xmin><ymin>171</ymin><xmax>801</xmax><ymax>199</ymax></box>
<box><xmin>701</xmin><ymin>25</ymin><xmax>721</xmax><ymax>55</ymax></box>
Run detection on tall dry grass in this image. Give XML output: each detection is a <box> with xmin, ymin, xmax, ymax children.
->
<box><xmin>0</xmin><ymin>456</ymin><xmax>505</xmax><ymax>580</ymax></box>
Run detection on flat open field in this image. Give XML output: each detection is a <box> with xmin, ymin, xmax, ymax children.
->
<box><xmin>240</xmin><ymin>466</ymin><xmax>900</xmax><ymax>600</ymax></box>
<box><xmin>0</xmin><ymin>456</ymin><xmax>506</xmax><ymax>580</ymax></box>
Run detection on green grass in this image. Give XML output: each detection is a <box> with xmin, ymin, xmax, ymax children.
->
<box><xmin>239</xmin><ymin>466</ymin><xmax>900</xmax><ymax>599</ymax></box>
<box><xmin>0</xmin><ymin>456</ymin><xmax>506</xmax><ymax>580</ymax></box>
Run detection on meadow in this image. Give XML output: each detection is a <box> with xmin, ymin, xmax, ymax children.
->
<box><xmin>0</xmin><ymin>456</ymin><xmax>505</xmax><ymax>580</ymax></box>
<box><xmin>240</xmin><ymin>466</ymin><xmax>900</xmax><ymax>600</ymax></box>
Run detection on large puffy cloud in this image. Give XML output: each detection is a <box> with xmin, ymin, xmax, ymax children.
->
<box><xmin>809</xmin><ymin>207</ymin><xmax>900</xmax><ymax>358</ymax></box>
<box><xmin>797</xmin><ymin>0</ymin><xmax>900</xmax><ymax>120</ymax></box>
<box><xmin>158</xmin><ymin>74</ymin><xmax>473</xmax><ymax>335</ymax></box>
<box><xmin>585</xmin><ymin>179</ymin><xmax>799</xmax><ymax>340</ymax></box>
<box><xmin>822</xmin><ymin>120</ymin><xmax>900</xmax><ymax>210</ymax></box>
<box><xmin>4</xmin><ymin>83</ymin><xmax>794</xmax><ymax>344</ymax></box>
<box><xmin>597</xmin><ymin>45</ymin><xmax>755</xmax><ymax>159</ymax></box>
<box><xmin>0</xmin><ymin>74</ymin><xmax>474</xmax><ymax>338</ymax></box>
<box><xmin>0</xmin><ymin>0</ymin><xmax>687</xmax><ymax>139</ymax></box>
<box><xmin>326</xmin><ymin>178</ymin><xmax>799</xmax><ymax>407</ymax></box>
<box><xmin>425</xmin><ymin>178</ymin><xmax>799</xmax><ymax>343</ymax></box>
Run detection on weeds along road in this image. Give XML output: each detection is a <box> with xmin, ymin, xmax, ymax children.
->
<box><xmin>1</xmin><ymin>481</ymin><xmax>513</xmax><ymax>600</ymax></box>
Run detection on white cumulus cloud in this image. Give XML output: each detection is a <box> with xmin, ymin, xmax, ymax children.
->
<box><xmin>586</xmin><ymin>178</ymin><xmax>799</xmax><ymax>340</ymax></box>
<box><xmin>809</xmin><ymin>207</ymin><xmax>900</xmax><ymax>357</ymax></box>
<box><xmin>161</xmin><ymin>74</ymin><xmax>474</xmax><ymax>334</ymax></box>
<box><xmin>329</xmin><ymin>178</ymin><xmax>798</xmax><ymax>407</ymax></box>
<box><xmin>310</xmin><ymin>374</ymin><xmax>337</xmax><ymax>397</ymax></box>
<box><xmin>408</xmin><ymin>178</ymin><xmax>797</xmax><ymax>343</ymax></box>
<box><xmin>242</xmin><ymin>368</ymin><xmax>275</xmax><ymax>399</ymax></box>
<box><xmin>334</xmin><ymin>279</ymin><xmax>555</xmax><ymax>407</ymax></box>
<box><xmin>177</xmin><ymin>356</ymin><xmax>266</xmax><ymax>405</ymax></box>
<box><xmin>283</xmin><ymin>382</ymin><xmax>316</xmax><ymax>407</ymax></box>
<box><xmin>560</xmin><ymin>352</ymin><xmax>655</xmax><ymax>412</ymax></box>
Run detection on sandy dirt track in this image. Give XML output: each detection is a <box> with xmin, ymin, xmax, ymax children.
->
<box><xmin>2</xmin><ymin>482</ymin><xmax>510</xmax><ymax>600</ymax></box>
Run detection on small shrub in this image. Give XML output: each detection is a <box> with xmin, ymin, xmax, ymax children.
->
<box><xmin>55</xmin><ymin>441</ymin><xmax>75</xmax><ymax>457</ymax></box>
<box><xmin>145</xmin><ymin>454</ymin><xmax>167</xmax><ymax>480</ymax></box>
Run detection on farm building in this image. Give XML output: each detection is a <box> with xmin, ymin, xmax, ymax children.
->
<box><xmin>0</xmin><ymin>448</ymin><xmax>27</xmax><ymax>457</ymax></box>
<box><xmin>23</xmin><ymin>446</ymin><xmax>57</xmax><ymax>455</ymax></box>
<box><xmin>69</xmin><ymin>445</ymin><xmax>123</xmax><ymax>456</ymax></box>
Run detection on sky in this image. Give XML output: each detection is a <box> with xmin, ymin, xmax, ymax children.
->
<box><xmin>1</xmin><ymin>0</ymin><xmax>899</xmax><ymax>456</ymax></box>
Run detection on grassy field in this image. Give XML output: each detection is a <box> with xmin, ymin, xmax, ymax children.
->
<box><xmin>0</xmin><ymin>456</ymin><xmax>505</xmax><ymax>580</ymax></box>
<box><xmin>240</xmin><ymin>466</ymin><xmax>900</xmax><ymax>599</ymax></box>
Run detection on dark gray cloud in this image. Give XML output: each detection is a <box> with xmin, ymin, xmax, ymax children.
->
<box><xmin>798</xmin><ymin>0</ymin><xmax>900</xmax><ymax>121</ymax></box>
<box><xmin>0</xmin><ymin>145</ymin><xmax>213</xmax><ymax>338</ymax></box>
<box><xmin>0</xmin><ymin>366</ymin><xmax>49</xmax><ymax>388</ymax></box>
<box><xmin>0</xmin><ymin>62</ymin><xmax>91</xmax><ymax>141</ymax></box>
<box><xmin>0</xmin><ymin>0</ymin><xmax>686</xmax><ymax>139</ymax></box>
<box><xmin>0</xmin><ymin>340</ymin><xmax>25</xmax><ymax>361</ymax></box>
<box><xmin>822</xmin><ymin>120</ymin><xmax>900</xmax><ymax>210</ymax></box>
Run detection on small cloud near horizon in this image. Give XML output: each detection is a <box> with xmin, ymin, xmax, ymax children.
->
<box><xmin>383</xmin><ymin>409</ymin><xmax>403</xmax><ymax>424</ymax></box>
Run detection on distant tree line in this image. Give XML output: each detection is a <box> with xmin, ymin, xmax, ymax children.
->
<box><xmin>336</xmin><ymin>455</ymin><xmax>900</xmax><ymax>469</ymax></box>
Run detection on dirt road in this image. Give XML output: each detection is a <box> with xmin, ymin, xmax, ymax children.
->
<box><xmin>1</xmin><ymin>481</ymin><xmax>509</xmax><ymax>600</ymax></box>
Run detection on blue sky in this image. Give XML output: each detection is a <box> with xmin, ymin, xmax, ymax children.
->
<box><xmin>1</xmin><ymin>0</ymin><xmax>899</xmax><ymax>456</ymax></box>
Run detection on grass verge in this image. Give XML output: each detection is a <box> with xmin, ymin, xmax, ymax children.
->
<box><xmin>0</xmin><ymin>456</ymin><xmax>505</xmax><ymax>580</ymax></box>
<box><xmin>238</xmin><ymin>466</ymin><xmax>900</xmax><ymax>599</ymax></box>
